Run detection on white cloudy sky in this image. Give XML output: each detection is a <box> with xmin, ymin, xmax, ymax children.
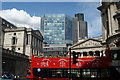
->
<box><xmin>1</xmin><ymin>2</ymin><xmax>102</xmax><ymax>38</ymax></box>
<box><xmin>0</xmin><ymin>8</ymin><xmax>41</xmax><ymax>30</ymax></box>
<box><xmin>0</xmin><ymin>7</ymin><xmax>102</xmax><ymax>37</ymax></box>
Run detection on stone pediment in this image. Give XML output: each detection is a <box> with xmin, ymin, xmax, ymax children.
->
<box><xmin>72</xmin><ymin>39</ymin><xmax>102</xmax><ymax>49</ymax></box>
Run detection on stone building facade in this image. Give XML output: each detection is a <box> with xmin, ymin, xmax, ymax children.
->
<box><xmin>70</xmin><ymin>37</ymin><xmax>106</xmax><ymax>57</ymax></box>
<box><xmin>0</xmin><ymin>17</ymin><xmax>17</xmax><ymax>77</ymax></box>
<box><xmin>0</xmin><ymin>17</ymin><xmax>16</xmax><ymax>47</ymax></box>
<box><xmin>3</xmin><ymin>27</ymin><xmax>43</xmax><ymax>57</ymax></box>
<box><xmin>0</xmin><ymin>17</ymin><xmax>43</xmax><ymax>77</ymax></box>
<box><xmin>98</xmin><ymin>2</ymin><xmax>120</xmax><ymax>46</ymax></box>
<box><xmin>98</xmin><ymin>1</ymin><xmax>120</xmax><ymax>72</ymax></box>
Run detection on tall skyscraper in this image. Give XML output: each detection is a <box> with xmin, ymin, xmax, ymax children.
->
<box><xmin>41</xmin><ymin>14</ymin><xmax>72</xmax><ymax>45</ymax></box>
<box><xmin>72</xmin><ymin>13</ymin><xmax>88</xmax><ymax>44</ymax></box>
<box><xmin>75</xmin><ymin>13</ymin><xmax>84</xmax><ymax>21</ymax></box>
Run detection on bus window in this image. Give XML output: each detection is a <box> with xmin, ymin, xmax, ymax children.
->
<box><xmin>101</xmin><ymin>69</ymin><xmax>110</xmax><ymax>78</ymax></box>
<box><xmin>71</xmin><ymin>69</ymin><xmax>81</xmax><ymax>77</ymax></box>
<box><xmin>55</xmin><ymin>69</ymin><xmax>63</xmax><ymax>78</ymax></box>
<box><xmin>91</xmin><ymin>69</ymin><xmax>98</xmax><ymax>78</ymax></box>
<box><xmin>62</xmin><ymin>69</ymin><xmax>68</xmax><ymax>77</ymax></box>
<box><xmin>82</xmin><ymin>69</ymin><xmax>90</xmax><ymax>78</ymax></box>
<box><xmin>49</xmin><ymin>69</ymin><xmax>63</xmax><ymax>78</ymax></box>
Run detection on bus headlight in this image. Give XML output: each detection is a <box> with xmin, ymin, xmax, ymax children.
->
<box><xmin>37</xmin><ymin>68</ymin><xmax>41</xmax><ymax>72</ymax></box>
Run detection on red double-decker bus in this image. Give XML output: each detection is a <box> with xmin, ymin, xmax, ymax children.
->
<box><xmin>26</xmin><ymin>48</ymin><xmax>120</xmax><ymax>80</ymax></box>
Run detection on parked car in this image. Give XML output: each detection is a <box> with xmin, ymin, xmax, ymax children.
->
<box><xmin>2</xmin><ymin>72</ymin><xmax>15</xmax><ymax>79</ymax></box>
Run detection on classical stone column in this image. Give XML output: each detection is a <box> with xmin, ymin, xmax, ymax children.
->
<box><xmin>34</xmin><ymin>38</ymin><xmax>36</xmax><ymax>47</ymax></box>
<box><xmin>100</xmin><ymin>50</ymin><xmax>104</xmax><ymax>57</ymax></box>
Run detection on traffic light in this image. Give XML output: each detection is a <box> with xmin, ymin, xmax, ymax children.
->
<box><xmin>72</xmin><ymin>51</ymin><xmax>78</xmax><ymax>64</ymax></box>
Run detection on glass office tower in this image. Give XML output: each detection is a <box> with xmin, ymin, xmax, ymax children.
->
<box><xmin>41</xmin><ymin>14</ymin><xmax>72</xmax><ymax>45</ymax></box>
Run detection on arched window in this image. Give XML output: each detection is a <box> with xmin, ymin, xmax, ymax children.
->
<box><xmin>76</xmin><ymin>52</ymin><xmax>81</xmax><ymax>57</ymax></box>
<box><xmin>89</xmin><ymin>51</ymin><xmax>93</xmax><ymax>56</ymax></box>
<box><xmin>83</xmin><ymin>52</ymin><xmax>87</xmax><ymax>57</ymax></box>
<box><xmin>95</xmin><ymin>51</ymin><xmax>100</xmax><ymax>57</ymax></box>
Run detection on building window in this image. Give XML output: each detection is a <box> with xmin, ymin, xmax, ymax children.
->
<box><xmin>82</xmin><ymin>69</ymin><xmax>90</xmax><ymax>78</ymax></box>
<box><xmin>7</xmin><ymin>24</ymin><xmax>9</xmax><ymax>27</ymax></box>
<box><xmin>2</xmin><ymin>22</ymin><xmax>5</xmax><ymax>25</ymax></box>
<box><xmin>12</xmin><ymin>37</ymin><xmax>17</xmax><ymax>45</ymax></box>
<box><xmin>95</xmin><ymin>51</ymin><xmax>100</xmax><ymax>56</ymax></box>
<box><xmin>83</xmin><ymin>52</ymin><xmax>87</xmax><ymax>56</ymax></box>
<box><xmin>14</xmin><ymin>33</ymin><xmax>16</xmax><ymax>35</ymax></box>
<box><xmin>26</xmin><ymin>34</ymin><xmax>31</xmax><ymax>45</ymax></box>
<box><xmin>18</xmin><ymin>48</ymin><xmax>20</xmax><ymax>50</ymax></box>
<box><xmin>26</xmin><ymin>34</ymin><xmax>28</xmax><ymax>44</ymax></box>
